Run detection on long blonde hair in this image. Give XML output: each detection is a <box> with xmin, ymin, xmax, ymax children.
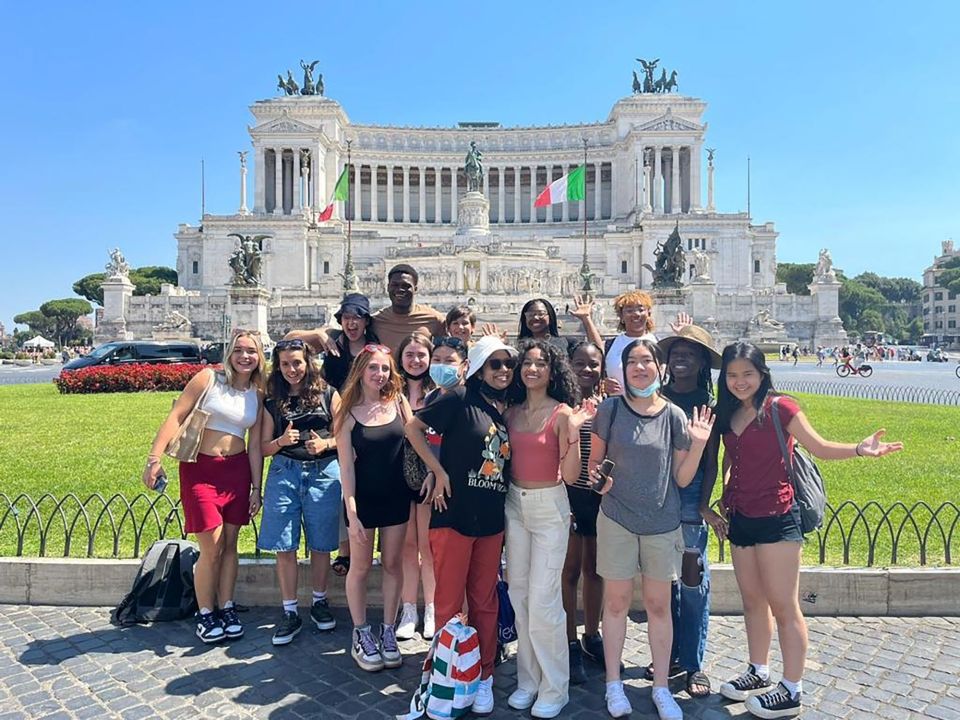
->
<box><xmin>334</xmin><ymin>346</ymin><xmax>403</xmax><ymax>433</ymax></box>
<box><xmin>222</xmin><ymin>330</ymin><xmax>266</xmax><ymax>391</ymax></box>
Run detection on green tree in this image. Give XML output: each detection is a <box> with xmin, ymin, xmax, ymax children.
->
<box><xmin>72</xmin><ymin>272</ymin><xmax>107</xmax><ymax>305</ymax></box>
<box><xmin>905</xmin><ymin>317</ymin><xmax>924</xmax><ymax>342</ymax></box>
<box><xmin>73</xmin><ymin>266</ymin><xmax>178</xmax><ymax>306</ymax></box>
<box><xmin>938</xmin><ymin>256</ymin><xmax>960</xmax><ymax>297</ymax></box>
<box><xmin>854</xmin><ymin>272</ymin><xmax>922</xmax><ymax>304</ymax></box>
<box><xmin>38</xmin><ymin>298</ymin><xmax>93</xmax><ymax>348</ymax></box>
<box><xmin>838</xmin><ymin>280</ymin><xmax>886</xmax><ymax>335</ymax></box>
<box><xmin>13</xmin><ymin>310</ymin><xmax>56</xmax><ymax>338</ymax></box>
<box><xmin>775</xmin><ymin>262</ymin><xmax>815</xmax><ymax>295</ymax></box>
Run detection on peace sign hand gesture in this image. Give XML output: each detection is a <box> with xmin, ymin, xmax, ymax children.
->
<box><xmin>688</xmin><ymin>405</ymin><xmax>715</xmax><ymax>445</ymax></box>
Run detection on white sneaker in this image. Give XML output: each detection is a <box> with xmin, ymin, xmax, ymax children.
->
<box><xmin>507</xmin><ymin>688</ymin><xmax>537</xmax><ymax>710</ymax></box>
<box><xmin>396</xmin><ymin>602</ymin><xmax>418</xmax><ymax>640</ymax></box>
<box><xmin>652</xmin><ymin>686</ymin><xmax>683</xmax><ymax>720</ymax></box>
<box><xmin>422</xmin><ymin>602</ymin><xmax>436</xmax><ymax>639</ymax></box>
<box><xmin>605</xmin><ymin>681</ymin><xmax>632</xmax><ymax>718</ymax></box>
<box><xmin>472</xmin><ymin>676</ymin><xmax>494</xmax><ymax>715</ymax></box>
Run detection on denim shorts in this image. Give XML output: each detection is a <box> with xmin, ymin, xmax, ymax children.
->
<box><xmin>727</xmin><ymin>503</ymin><xmax>803</xmax><ymax>548</ymax></box>
<box><xmin>257</xmin><ymin>454</ymin><xmax>341</xmax><ymax>553</ymax></box>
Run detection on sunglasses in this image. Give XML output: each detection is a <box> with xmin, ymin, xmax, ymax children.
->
<box><xmin>274</xmin><ymin>339</ymin><xmax>305</xmax><ymax>352</ymax></box>
<box><xmin>434</xmin><ymin>336</ymin><xmax>466</xmax><ymax>351</ymax></box>
<box><xmin>363</xmin><ymin>343</ymin><xmax>392</xmax><ymax>355</ymax></box>
<box><xmin>486</xmin><ymin>356</ymin><xmax>518</xmax><ymax>371</ymax></box>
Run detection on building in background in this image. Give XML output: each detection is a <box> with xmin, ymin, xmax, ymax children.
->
<box><xmin>921</xmin><ymin>240</ymin><xmax>960</xmax><ymax>349</ymax></box>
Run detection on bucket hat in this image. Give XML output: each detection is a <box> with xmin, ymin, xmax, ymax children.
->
<box><xmin>466</xmin><ymin>335</ymin><xmax>519</xmax><ymax>380</ymax></box>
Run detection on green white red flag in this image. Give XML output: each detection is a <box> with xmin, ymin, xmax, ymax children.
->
<box><xmin>534</xmin><ymin>165</ymin><xmax>585</xmax><ymax>207</ymax></box>
<box><xmin>317</xmin><ymin>167</ymin><xmax>350</xmax><ymax>222</ymax></box>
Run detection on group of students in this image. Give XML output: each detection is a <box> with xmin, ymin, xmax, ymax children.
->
<box><xmin>142</xmin><ymin>263</ymin><xmax>903</xmax><ymax>720</ymax></box>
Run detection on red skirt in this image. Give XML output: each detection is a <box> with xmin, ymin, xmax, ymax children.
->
<box><xmin>179</xmin><ymin>452</ymin><xmax>252</xmax><ymax>534</ymax></box>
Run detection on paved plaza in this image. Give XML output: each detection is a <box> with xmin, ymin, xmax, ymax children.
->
<box><xmin>0</xmin><ymin>606</ymin><xmax>957</xmax><ymax>719</ymax></box>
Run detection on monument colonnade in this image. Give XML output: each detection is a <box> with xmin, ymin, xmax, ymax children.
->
<box><xmin>251</xmin><ymin>142</ymin><xmax>702</xmax><ymax>223</ymax></box>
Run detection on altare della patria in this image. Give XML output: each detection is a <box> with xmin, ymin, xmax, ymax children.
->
<box><xmin>97</xmin><ymin>58</ymin><xmax>846</xmax><ymax>348</ymax></box>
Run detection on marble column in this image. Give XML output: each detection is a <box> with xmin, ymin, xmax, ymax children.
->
<box><xmin>545</xmin><ymin>166</ymin><xmax>555</xmax><ymax>223</ymax></box>
<box><xmin>635</xmin><ymin>148</ymin><xmax>644</xmax><ymax>216</ymax></box>
<box><xmin>562</xmin><ymin>165</ymin><xmax>571</xmax><ymax>222</ymax></box>
<box><xmin>671</xmin><ymin>146</ymin><xmax>682</xmax><ymax>214</ymax></box>
<box><xmin>707</xmin><ymin>160</ymin><xmax>715</xmax><ymax>212</ymax></box>
<box><xmin>497</xmin><ymin>167</ymin><xmax>505</xmax><ymax>223</ymax></box>
<box><xmin>370</xmin><ymin>164</ymin><xmax>380</xmax><ymax>222</ymax></box>
<box><xmin>594</xmin><ymin>162</ymin><xmax>602</xmax><ymax>220</ymax></box>
<box><xmin>529</xmin><ymin>166</ymin><xmax>538</xmax><ymax>223</ymax></box>
<box><xmin>239</xmin><ymin>154</ymin><xmax>249</xmax><ymax>215</ymax></box>
<box><xmin>254</xmin><ymin>146</ymin><xmax>265</xmax><ymax>213</ymax></box>
<box><xmin>354</xmin><ymin>163</ymin><xmax>362</xmax><ymax>221</ymax></box>
<box><xmin>653</xmin><ymin>146</ymin><xmax>663</xmax><ymax>213</ymax></box>
<box><xmin>418</xmin><ymin>166</ymin><xmax>426</xmax><ymax>223</ymax></box>
<box><xmin>691</xmin><ymin>144</ymin><xmax>702</xmax><ymax>211</ymax></box>
<box><xmin>514</xmin><ymin>166</ymin><xmax>522</xmax><ymax>223</ymax></box>
<box><xmin>482</xmin><ymin>167</ymin><xmax>489</xmax><ymax>200</ymax></box>
<box><xmin>312</xmin><ymin>143</ymin><xmax>324</xmax><ymax>212</ymax></box>
<box><xmin>386</xmin><ymin>165</ymin><xmax>395</xmax><ymax>222</ymax></box>
<box><xmin>435</xmin><ymin>168</ymin><xmax>443</xmax><ymax>223</ymax></box>
<box><xmin>273</xmin><ymin>148</ymin><xmax>283</xmax><ymax>215</ymax></box>
<box><xmin>402</xmin><ymin>166</ymin><xmax>410</xmax><ymax>223</ymax></box>
<box><xmin>451</xmin><ymin>167</ymin><xmax>458</xmax><ymax>222</ymax></box>
<box><xmin>294</xmin><ymin>149</ymin><xmax>302</xmax><ymax>212</ymax></box>
<box><xmin>643</xmin><ymin>155</ymin><xmax>653</xmax><ymax>213</ymax></box>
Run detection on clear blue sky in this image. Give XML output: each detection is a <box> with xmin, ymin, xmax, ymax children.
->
<box><xmin>1</xmin><ymin>0</ymin><xmax>958</xmax><ymax>333</ymax></box>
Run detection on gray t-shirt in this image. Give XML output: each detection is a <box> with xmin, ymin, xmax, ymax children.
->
<box><xmin>592</xmin><ymin>397</ymin><xmax>691</xmax><ymax>536</ymax></box>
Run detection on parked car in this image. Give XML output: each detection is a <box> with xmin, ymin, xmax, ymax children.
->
<box><xmin>61</xmin><ymin>341</ymin><xmax>201</xmax><ymax>372</ymax></box>
<box><xmin>200</xmin><ymin>342</ymin><xmax>225</xmax><ymax>365</ymax></box>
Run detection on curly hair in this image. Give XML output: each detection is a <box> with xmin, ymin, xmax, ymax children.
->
<box><xmin>268</xmin><ymin>342</ymin><xmax>327</xmax><ymax>413</ymax></box>
<box><xmin>613</xmin><ymin>290</ymin><xmax>655</xmax><ymax>333</ymax></box>
<box><xmin>508</xmin><ymin>339</ymin><xmax>581</xmax><ymax>406</ymax></box>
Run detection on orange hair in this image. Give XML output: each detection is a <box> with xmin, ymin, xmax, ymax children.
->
<box><xmin>613</xmin><ymin>291</ymin><xmax>656</xmax><ymax>333</ymax></box>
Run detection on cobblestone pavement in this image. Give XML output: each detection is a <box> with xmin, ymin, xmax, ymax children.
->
<box><xmin>0</xmin><ymin>606</ymin><xmax>957</xmax><ymax>719</ymax></box>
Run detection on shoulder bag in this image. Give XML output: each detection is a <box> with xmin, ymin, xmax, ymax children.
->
<box><xmin>770</xmin><ymin>396</ymin><xmax>827</xmax><ymax>534</ymax></box>
<box><xmin>164</xmin><ymin>371</ymin><xmax>217</xmax><ymax>463</ymax></box>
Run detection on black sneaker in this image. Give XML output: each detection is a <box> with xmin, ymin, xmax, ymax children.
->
<box><xmin>272</xmin><ymin>610</ymin><xmax>302</xmax><ymax>646</ymax></box>
<box><xmin>310</xmin><ymin>598</ymin><xmax>336</xmax><ymax>631</ymax></box>
<box><xmin>744</xmin><ymin>682</ymin><xmax>801</xmax><ymax>718</ymax></box>
<box><xmin>195</xmin><ymin>611</ymin><xmax>225</xmax><ymax>644</ymax></box>
<box><xmin>220</xmin><ymin>606</ymin><xmax>244</xmax><ymax>639</ymax></box>
<box><xmin>719</xmin><ymin>664</ymin><xmax>773</xmax><ymax>702</ymax></box>
<box><xmin>568</xmin><ymin>640</ymin><xmax>587</xmax><ymax>684</ymax></box>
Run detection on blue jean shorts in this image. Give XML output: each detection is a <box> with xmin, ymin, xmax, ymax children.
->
<box><xmin>257</xmin><ymin>454</ymin><xmax>341</xmax><ymax>553</ymax></box>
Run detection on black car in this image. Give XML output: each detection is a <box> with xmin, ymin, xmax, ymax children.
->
<box><xmin>61</xmin><ymin>341</ymin><xmax>201</xmax><ymax>371</ymax></box>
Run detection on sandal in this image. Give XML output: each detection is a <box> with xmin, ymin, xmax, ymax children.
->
<box><xmin>686</xmin><ymin>670</ymin><xmax>711</xmax><ymax>698</ymax></box>
<box><xmin>331</xmin><ymin>555</ymin><xmax>350</xmax><ymax>577</ymax></box>
<box><xmin>642</xmin><ymin>661</ymin><xmax>683</xmax><ymax>681</ymax></box>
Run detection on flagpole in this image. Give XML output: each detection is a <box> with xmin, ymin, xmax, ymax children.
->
<box><xmin>580</xmin><ymin>138</ymin><xmax>592</xmax><ymax>292</ymax></box>
<box><xmin>343</xmin><ymin>139</ymin><xmax>358</xmax><ymax>292</ymax></box>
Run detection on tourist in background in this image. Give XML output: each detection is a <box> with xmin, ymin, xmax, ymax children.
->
<box><xmin>404</xmin><ymin>335</ymin><xmax>518</xmax><ymax>715</ymax></box>
<box><xmin>503</xmin><ymin>339</ymin><xmax>593</xmax><ymax>719</ymax></box>
<box><xmin>516</xmin><ymin>296</ymin><xmax>601</xmax><ymax>358</ymax></box>
<box><xmin>714</xmin><ymin>342</ymin><xmax>902</xmax><ymax>718</ymax></box>
<box><xmin>334</xmin><ymin>344</ymin><xmax>413</xmax><ymax>672</ymax></box>
<box><xmin>589</xmin><ymin>338</ymin><xmax>714</xmax><ymax>720</ymax></box>
<box><xmin>396</xmin><ymin>333</ymin><xmax>438</xmax><ymax>641</ymax></box>
<box><xmin>656</xmin><ymin>326</ymin><xmax>722</xmax><ymax>699</ymax></box>
<box><xmin>142</xmin><ymin>329</ymin><xmax>265</xmax><ymax>644</ymax></box>
<box><xmin>561</xmin><ymin>341</ymin><xmax>607</xmax><ymax>682</ymax></box>
<box><xmin>258</xmin><ymin>339</ymin><xmax>341</xmax><ymax>645</ymax></box>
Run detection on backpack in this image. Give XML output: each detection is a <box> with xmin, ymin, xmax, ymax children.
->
<box><xmin>111</xmin><ymin>539</ymin><xmax>199</xmax><ymax>626</ymax></box>
<box><xmin>397</xmin><ymin>616</ymin><xmax>481</xmax><ymax>720</ymax></box>
<box><xmin>770</xmin><ymin>397</ymin><xmax>827</xmax><ymax>535</ymax></box>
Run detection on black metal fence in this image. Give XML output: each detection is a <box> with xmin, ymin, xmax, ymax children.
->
<box><xmin>1</xmin><ymin>492</ymin><xmax>957</xmax><ymax>567</ymax></box>
<box><xmin>776</xmin><ymin>380</ymin><xmax>960</xmax><ymax>406</ymax></box>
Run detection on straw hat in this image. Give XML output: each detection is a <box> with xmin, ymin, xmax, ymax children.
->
<box><xmin>657</xmin><ymin>325</ymin><xmax>722</xmax><ymax>370</ymax></box>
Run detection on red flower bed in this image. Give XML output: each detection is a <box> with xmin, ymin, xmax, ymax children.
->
<box><xmin>54</xmin><ymin>363</ymin><xmax>220</xmax><ymax>394</ymax></box>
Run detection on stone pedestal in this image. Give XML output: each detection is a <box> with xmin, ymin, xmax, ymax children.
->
<box><xmin>229</xmin><ymin>286</ymin><xmax>272</xmax><ymax>342</ymax></box>
<box><xmin>455</xmin><ymin>191</ymin><xmax>490</xmax><ymax>241</ymax></box>
<box><xmin>808</xmin><ymin>279</ymin><xmax>848</xmax><ymax>347</ymax></box>
<box><xmin>96</xmin><ymin>275</ymin><xmax>135</xmax><ymax>342</ymax></box>
<box><xmin>650</xmin><ymin>288</ymin><xmax>686</xmax><ymax>333</ymax></box>
<box><xmin>685</xmin><ymin>280</ymin><xmax>717</xmax><ymax>326</ymax></box>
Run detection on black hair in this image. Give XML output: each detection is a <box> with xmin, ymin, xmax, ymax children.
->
<box><xmin>267</xmin><ymin>342</ymin><xmax>328</xmax><ymax>413</ymax></box>
<box><xmin>517</xmin><ymin>298</ymin><xmax>560</xmax><ymax>339</ymax></box>
<box><xmin>715</xmin><ymin>341</ymin><xmax>778</xmax><ymax>434</ymax></box>
<box><xmin>620</xmin><ymin>338</ymin><xmax>663</xmax><ymax>395</ymax></box>
<box><xmin>508</xmin><ymin>339</ymin><xmax>581</xmax><ymax>406</ymax></box>
<box><xmin>388</xmin><ymin>263</ymin><xmax>418</xmax><ymax>285</ymax></box>
<box><xmin>662</xmin><ymin>339</ymin><xmax>715</xmax><ymax>399</ymax></box>
<box><xmin>569</xmin><ymin>340</ymin><xmax>605</xmax><ymax>395</ymax></box>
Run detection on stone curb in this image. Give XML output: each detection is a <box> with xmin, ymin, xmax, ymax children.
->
<box><xmin>1</xmin><ymin>557</ymin><xmax>958</xmax><ymax>616</ymax></box>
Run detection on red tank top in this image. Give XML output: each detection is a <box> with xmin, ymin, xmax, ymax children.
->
<box><xmin>509</xmin><ymin>404</ymin><xmax>563</xmax><ymax>485</ymax></box>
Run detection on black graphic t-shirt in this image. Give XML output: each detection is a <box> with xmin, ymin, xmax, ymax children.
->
<box><xmin>415</xmin><ymin>386</ymin><xmax>511</xmax><ymax>537</ymax></box>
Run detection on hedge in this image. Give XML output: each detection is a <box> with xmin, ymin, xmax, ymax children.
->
<box><xmin>53</xmin><ymin>363</ymin><xmax>219</xmax><ymax>394</ymax></box>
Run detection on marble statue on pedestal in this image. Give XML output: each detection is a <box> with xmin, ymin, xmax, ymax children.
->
<box><xmin>106</xmin><ymin>248</ymin><xmax>131</xmax><ymax>278</ymax></box>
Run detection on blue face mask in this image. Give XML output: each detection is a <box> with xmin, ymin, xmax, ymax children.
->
<box><xmin>626</xmin><ymin>377</ymin><xmax>660</xmax><ymax>398</ymax></box>
<box><xmin>429</xmin><ymin>363</ymin><xmax>461</xmax><ymax>389</ymax></box>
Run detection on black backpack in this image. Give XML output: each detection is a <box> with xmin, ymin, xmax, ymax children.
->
<box><xmin>770</xmin><ymin>397</ymin><xmax>827</xmax><ymax>535</ymax></box>
<box><xmin>111</xmin><ymin>540</ymin><xmax>199</xmax><ymax>626</ymax></box>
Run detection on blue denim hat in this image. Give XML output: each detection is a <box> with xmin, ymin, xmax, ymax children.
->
<box><xmin>334</xmin><ymin>293</ymin><xmax>371</xmax><ymax>323</ymax></box>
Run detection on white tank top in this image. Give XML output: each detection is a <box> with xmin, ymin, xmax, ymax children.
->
<box><xmin>202</xmin><ymin>377</ymin><xmax>259</xmax><ymax>439</ymax></box>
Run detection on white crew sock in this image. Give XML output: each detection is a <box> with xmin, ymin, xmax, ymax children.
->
<box><xmin>780</xmin><ymin>677</ymin><xmax>802</xmax><ymax>698</ymax></box>
<box><xmin>751</xmin><ymin>662</ymin><xmax>770</xmax><ymax>680</ymax></box>
<box><xmin>222</xmin><ymin>600</ymin><xmax>235</xmax><ymax>610</ymax></box>
<box><xmin>282</xmin><ymin>599</ymin><xmax>298</xmax><ymax>614</ymax></box>
<box><xmin>312</xmin><ymin>590</ymin><xmax>326</xmax><ymax>603</ymax></box>
<box><xmin>199</xmin><ymin>607</ymin><xmax>213</xmax><ymax>616</ymax></box>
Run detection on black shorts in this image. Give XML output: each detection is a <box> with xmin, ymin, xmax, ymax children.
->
<box><xmin>567</xmin><ymin>485</ymin><xmax>602</xmax><ymax>537</ymax></box>
<box><xmin>728</xmin><ymin>503</ymin><xmax>803</xmax><ymax>547</ymax></box>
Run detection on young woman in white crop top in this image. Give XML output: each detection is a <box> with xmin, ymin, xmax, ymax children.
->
<box><xmin>143</xmin><ymin>330</ymin><xmax>265</xmax><ymax>644</ymax></box>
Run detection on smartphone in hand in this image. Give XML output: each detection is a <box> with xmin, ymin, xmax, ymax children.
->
<box><xmin>153</xmin><ymin>468</ymin><xmax>168</xmax><ymax>494</ymax></box>
<box><xmin>591</xmin><ymin>458</ymin><xmax>615</xmax><ymax>492</ymax></box>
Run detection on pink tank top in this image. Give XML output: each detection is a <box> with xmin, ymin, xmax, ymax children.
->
<box><xmin>509</xmin><ymin>404</ymin><xmax>563</xmax><ymax>484</ymax></box>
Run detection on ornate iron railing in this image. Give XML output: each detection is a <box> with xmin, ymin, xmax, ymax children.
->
<box><xmin>776</xmin><ymin>380</ymin><xmax>960</xmax><ymax>406</ymax></box>
<box><xmin>1</xmin><ymin>493</ymin><xmax>957</xmax><ymax>566</ymax></box>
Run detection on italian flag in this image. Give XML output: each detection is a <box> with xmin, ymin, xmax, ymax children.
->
<box><xmin>317</xmin><ymin>167</ymin><xmax>350</xmax><ymax>222</ymax></box>
<box><xmin>534</xmin><ymin>164</ymin><xmax>586</xmax><ymax>207</ymax></box>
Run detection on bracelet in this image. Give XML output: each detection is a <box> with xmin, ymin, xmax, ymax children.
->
<box><xmin>146</xmin><ymin>457</ymin><xmax>161</xmax><ymax>466</ymax></box>
<box><xmin>855</xmin><ymin>442</ymin><xmax>864</xmax><ymax>457</ymax></box>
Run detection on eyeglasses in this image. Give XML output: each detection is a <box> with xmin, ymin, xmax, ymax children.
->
<box><xmin>363</xmin><ymin>343</ymin><xmax>392</xmax><ymax>355</ymax></box>
<box><xmin>434</xmin><ymin>336</ymin><xmax>466</xmax><ymax>351</ymax></box>
<box><xmin>274</xmin><ymin>339</ymin><xmax>305</xmax><ymax>352</ymax></box>
<box><xmin>486</xmin><ymin>356</ymin><xmax>518</xmax><ymax>371</ymax></box>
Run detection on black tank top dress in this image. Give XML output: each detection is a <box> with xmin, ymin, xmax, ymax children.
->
<box><xmin>350</xmin><ymin>412</ymin><xmax>414</xmax><ymax>528</ymax></box>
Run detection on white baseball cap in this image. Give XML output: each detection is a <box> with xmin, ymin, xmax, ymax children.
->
<box><xmin>466</xmin><ymin>335</ymin><xmax>519</xmax><ymax>379</ymax></box>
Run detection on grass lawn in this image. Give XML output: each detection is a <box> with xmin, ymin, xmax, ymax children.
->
<box><xmin>0</xmin><ymin>383</ymin><xmax>957</xmax><ymax>565</ymax></box>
